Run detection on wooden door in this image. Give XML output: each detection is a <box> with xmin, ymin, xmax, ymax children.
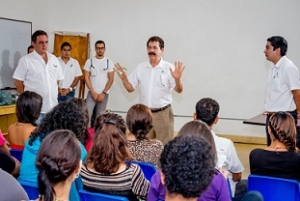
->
<box><xmin>53</xmin><ymin>32</ymin><xmax>90</xmax><ymax>98</ymax></box>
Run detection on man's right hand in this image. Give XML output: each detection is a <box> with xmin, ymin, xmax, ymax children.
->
<box><xmin>114</xmin><ymin>63</ymin><xmax>127</xmax><ymax>80</ymax></box>
<box><xmin>91</xmin><ymin>91</ymin><xmax>99</xmax><ymax>100</ymax></box>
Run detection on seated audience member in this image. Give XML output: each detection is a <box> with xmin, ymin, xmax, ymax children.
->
<box><xmin>8</xmin><ymin>91</ymin><xmax>42</xmax><ymax>149</ymax></box>
<box><xmin>250</xmin><ymin>111</ymin><xmax>300</xmax><ymax>180</ymax></box>
<box><xmin>18</xmin><ymin>98</ymin><xmax>89</xmax><ymax>201</ymax></box>
<box><xmin>149</xmin><ymin>120</ymin><xmax>263</xmax><ymax>201</ymax></box>
<box><xmin>36</xmin><ymin>130</ymin><xmax>81</xmax><ymax>201</ymax></box>
<box><xmin>126</xmin><ymin>104</ymin><xmax>163</xmax><ymax>168</ymax></box>
<box><xmin>148</xmin><ymin>120</ymin><xmax>230</xmax><ymax>201</ymax></box>
<box><xmin>160</xmin><ymin>135</ymin><xmax>215</xmax><ymax>201</ymax></box>
<box><xmin>81</xmin><ymin>113</ymin><xmax>150</xmax><ymax>201</ymax></box>
<box><xmin>0</xmin><ymin>131</ymin><xmax>20</xmax><ymax>177</ymax></box>
<box><xmin>0</xmin><ymin>168</ymin><xmax>29</xmax><ymax>200</ymax></box>
<box><xmin>195</xmin><ymin>98</ymin><xmax>244</xmax><ymax>195</ymax></box>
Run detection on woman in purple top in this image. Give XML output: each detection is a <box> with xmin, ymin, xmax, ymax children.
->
<box><xmin>148</xmin><ymin>169</ymin><xmax>230</xmax><ymax>201</ymax></box>
<box><xmin>147</xmin><ymin>120</ymin><xmax>263</xmax><ymax>201</ymax></box>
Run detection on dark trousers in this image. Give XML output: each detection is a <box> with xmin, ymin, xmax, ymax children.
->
<box><xmin>265</xmin><ymin>111</ymin><xmax>300</xmax><ymax>148</ymax></box>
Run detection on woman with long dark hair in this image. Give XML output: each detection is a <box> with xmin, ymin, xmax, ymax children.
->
<box><xmin>18</xmin><ymin>98</ymin><xmax>89</xmax><ymax>201</ymax></box>
<box><xmin>8</xmin><ymin>91</ymin><xmax>42</xmax><ymax>149</ymax></box>
<box><xmin>36</xmin><ymin>130</ymin><xmax>81</xmax><ymax>201</ymax></box>
<box><xmin>81</xmin><ymin>113</ymin><xmax>149</xmax><ymax>201</ymax></box>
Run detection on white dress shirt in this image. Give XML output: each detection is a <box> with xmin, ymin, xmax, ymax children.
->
<box><xmin>13</xmin><ymin>50</ymin><xmax>64</xmax><ymax>113</ymax></box>
<box><xmin>128</xmin><ymin>58</ymin><xmax>176</xmax><ymax>108</ymax></box>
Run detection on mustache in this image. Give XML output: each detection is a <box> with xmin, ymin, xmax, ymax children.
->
<box><xmin>148</xmin><ymin>52</ymin><xmax>156</xmax><ymax>56</ymax></box>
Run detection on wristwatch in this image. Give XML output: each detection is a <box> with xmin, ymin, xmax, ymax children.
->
<box><xmin>102</xmin><ymin>91</ymin><xmax>107</xmax><ymax>95</ymax></box>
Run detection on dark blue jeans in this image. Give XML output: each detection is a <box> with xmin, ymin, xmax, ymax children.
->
<box><xmin>265</xmin><ymin>110</ymin><xmax>300</xmax><ymax>148</ymax></box>
<box><xmin>58</xmin><ymin>90</ymin><xmax>75</xmax><ymax>103</ymax></box>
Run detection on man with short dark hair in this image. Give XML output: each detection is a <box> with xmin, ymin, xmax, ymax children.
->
<box><xmin>194</xmin><ymin>97</ymin><xmax>244</xmax><ymax>195</ymax></box>
<box><xmin>84</xmin><ymin>40</ymin><xmax>114</xmax><ymax>127</ymax></box>
<box><xmin>57</xmin><ymin>42</ymin><xmax>82</xmax><ymax>102</ymax></box>
<box><xmin>115</xmin><ymin>36</ymin><xmax>185</xmax><ymax>144</ymax></box>
<box><xmin>27</xmin><ymin>45</ymin><xmax>34</xmax><ymax>54</ymax></box>
<box><xmin>263</xmin><ymin>36</ymin><xmax>300</xmax><ymax>146</ymax></box>
<box><xmin>13</xmin><ymin>30</ymin><xmax>64</xmax><ymax>123</ymax></box>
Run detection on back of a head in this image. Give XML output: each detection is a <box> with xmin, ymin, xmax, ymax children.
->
<box><xmin>16</xmin><ymin>91</ymin><xmax>42</xmax><ymax>126</ymax></box>
<box><xmin>267</xmin><ymin>36</ymin><xmax>288</xmax><ymax>56</ymax></box>
<box><xmin>87</xmin><ymin>113</ymin><xmax>132</xmax><ymax>174</ymax></box>
<box><xmin>126</xmin><ymin>104</ymin><xmax>153</xmax><ymax>140</ymax></box>
<box><xmin>268</xmin><ymin>111</ymin><xmax>296</xmax><ymax>152</ymax></box>
<box><xmin>29</xmin><ymin>98</ymin><xmax>88</xmax><ymax>145</ymax></box>
<box><xmin>195</xmin><ymin>98</ymin><xmax>219</xmax><ymax>127</ymax></box>
<box><xmin>178</xmin><ymin>120</ymin><xmax>217</xmax><ymax>161</ymax></box>
<box><xmin>36</xmin><ymin>130</ymin><xmax>81</xmax><ymax>201</ymax></box>
<box><xmin>160</xmin><ymin>135</ymin><xmax>215</xmax><ymax>199</ymax></box>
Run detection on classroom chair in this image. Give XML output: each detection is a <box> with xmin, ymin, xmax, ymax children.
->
<box><xmin>10</xmin><ymin>148</ymin><xmax>23</xmax><ymax>162</ymax></box>
<box><xmin>247</xmin><ymin>174</ymin><xmax>300</xmax><ymax>201</ymax></box>
<box><xmin>132</xmin><ymin>160</ymin><xmax>157</xmax><ymax>181</ymax></box>
<box><xmin>19</xmin><ymin>180</ymin><xmax>39</xmax><ymax>200</ymax></box>
<box><xmin>79</xmin><ymin>189</ymin><xmax>129</xmax><ymax>201</ymax></box>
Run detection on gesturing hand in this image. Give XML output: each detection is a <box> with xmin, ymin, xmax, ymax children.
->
<box><xmin>170</xmin><ymin>61</ymin><xmax>185</xmax><ymax>80</ymax></box>
<box><xmin>114</xmin><ymin>63</ymin><xmax>127</xmax><ymax>80</ymax></box>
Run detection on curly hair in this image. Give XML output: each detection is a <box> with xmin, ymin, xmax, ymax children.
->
<box><xmin>126</xmin><ymin>104</ymin><xmax>153</xmax><ymax>140</ymax></box>
<box><xmin>268</xmin><ymin>112</ymin><xmax>297</xmax><ymax>152</ymax></box>
<box><xmin>195</xmin><ymin>98</ymin><xmax>220</xmax><ymax>127</ymax></box>
<box><xmin>36</xmin><ymin>130</ymin><xmax>81</xmax><ymax>201</ymax></box>
<box><xmin>16</xmin><ymin>91</ymin><xmax>42</xmax><ymax>126</ymax></box>
<box><xmin>160</xmin><ymin>135</ymin><xmax>215</xmax><ymax>198</ymax></box>
<box><xmin>86</xmin><ymin>113</ymin><xmax>132</xmax><ymax>174</ymax></box>
<box><xmin>29</xmin><ymin>98</ymin><xmax>89</xmax><ymax>146</ymax></box>
<box><xmin>178</xmin><ymin>120</ymin><xmax>217</xmax><ymax>164</ymax></box>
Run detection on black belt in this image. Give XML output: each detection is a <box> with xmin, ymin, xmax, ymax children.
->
<box><xmin>267</xmin><ymin>110</ymin><xmax>296</xmax><ymax>116</ymax></box>
<box><xmin>151</xmin><ymin>104</ymin><xmax>171</xmax><ymax>113</ymax></box>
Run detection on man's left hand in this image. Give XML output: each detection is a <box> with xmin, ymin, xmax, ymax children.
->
<box><xmin>170</xmin><ymin>61</ymin><xmax>185</xmax><ymax>80</ymax></box>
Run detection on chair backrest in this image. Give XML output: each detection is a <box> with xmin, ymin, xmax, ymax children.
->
<box><xmin>131</xmin><ymin>161</ymin><xmax>157</xmax><ymax>181</ymax></box>
<box><xmin>19</xmin><ymin>180</ymin><xmax>39</xmax><ymax>200</ymax></box>
<box><xmin>79</xmin><ymin>189</ymin><xmax>129</xmax><ymax>201</ymax></box>
<box><xmin>248</xmin><ymin>174</ymin><xmax>300</xmax><ymax>201</ymax></box>
<box><xmin>10</xmin><ymin>148</ymin><xmax>23</xmax><ymax>162</ymax></box>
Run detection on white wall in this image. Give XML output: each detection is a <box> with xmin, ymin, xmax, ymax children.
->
<box><xmin>1</xmin><ymin>0</ymin><xmax>299</xmax><ymax>137</ymax></box>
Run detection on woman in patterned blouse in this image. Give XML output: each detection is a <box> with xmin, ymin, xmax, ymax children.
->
<box><xmin>126</xmin><ymin>104</ymin><xmax>164</xmax><ymax>168</ymax></box>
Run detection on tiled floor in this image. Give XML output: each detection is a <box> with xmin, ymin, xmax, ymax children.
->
<box><xmin>234</xmin><ymin>143</ymin><xmax>265</xmax><ymax>180</ymax></box>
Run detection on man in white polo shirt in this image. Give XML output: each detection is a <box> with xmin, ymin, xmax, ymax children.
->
<box><xmin>264</xmin><ymin>36</ymin><xmax>300</xmax><ymax>146</ymax></box>
<box><xmin>115</xmin><ymin>36</ymin><xmax>185</xmax><ymax>144</ymax></box>
<box><xmin>194</xmin><ymin>97</ymin><xmax>244</xmax><ymax>196</ymax></box>
<box><xmin>57</xmin><ymin>42</ymin><xmax>82</xmax><ymax>102</ymax></box>
<box><xmin>13</xmin><ymin>30</ymin><xmax>64</xmax><ymax>123</ymax></box>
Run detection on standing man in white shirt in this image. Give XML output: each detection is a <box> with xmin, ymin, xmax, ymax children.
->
<box><xmin>13</xmin><ymin>30</ymin><xmax>64</xmax><ymax>123</ymax></box>
<box><xmin>194</xmin><ymin>97</ymin><xmax>244</xmax><ymax>196</ymax></box>
<box><xmin>57</xmin><ymin>42</ymin><xmax>82</xmax><ymax>102</ymax></box>
<box><xmin>84</xmin><ymin>40</ymin><xmax>114</xmax><ymax>127</ymax></box>
<box><xmin>263</xmin><ymin>36</ymin><xmax>300</xmax><ymax>147</ymax></box>
<box><xmin>115</xmin><ymin>36</ymin><xmax>185</xmax><ymax>145</ymax></box>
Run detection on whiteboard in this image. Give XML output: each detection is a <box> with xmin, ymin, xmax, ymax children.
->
<box><xmin>0</xmin><ymin>17</ymin><xmax>32</xmax><ymax>89</ymax></box>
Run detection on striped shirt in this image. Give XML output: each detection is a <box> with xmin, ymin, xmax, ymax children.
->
<box><xmin>81</xmin><ymin>162</ymin><xmax>149</xmax><ymax>201</ymax></box>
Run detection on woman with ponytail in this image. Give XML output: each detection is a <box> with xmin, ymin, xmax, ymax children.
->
<box><xmin>18</xmin><ymin>98</ymin><xmax>89</xmax><ymax>201</ymax></box>
<box><xmin>36</xmin><ymin>129</ymin><xmax>81</xmax><ymax>201</ymax></box>
<box><xmin>126</xmin><ymin>104</ymin><xmax>163</xmax><ymax>168</ymax></box>
<box><xmin>250</xmin><ymin>111</ymin><xmax>300</xmax><ymax>180</ymax></box>
<box><xmin>81</xmin><ymin>113</ymin><xmax>149</xmax><ymax>201</ymax></box>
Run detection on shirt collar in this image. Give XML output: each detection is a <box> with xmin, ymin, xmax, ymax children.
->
<box><xmin>273</xmin><ymin>56</ymin><xmax>286</xmax><ymax>69</ymax></box>
<box><xmin>147</xmin><ymin>57</ymin><xmax>164</xmax><ymax>68</ymax></box>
